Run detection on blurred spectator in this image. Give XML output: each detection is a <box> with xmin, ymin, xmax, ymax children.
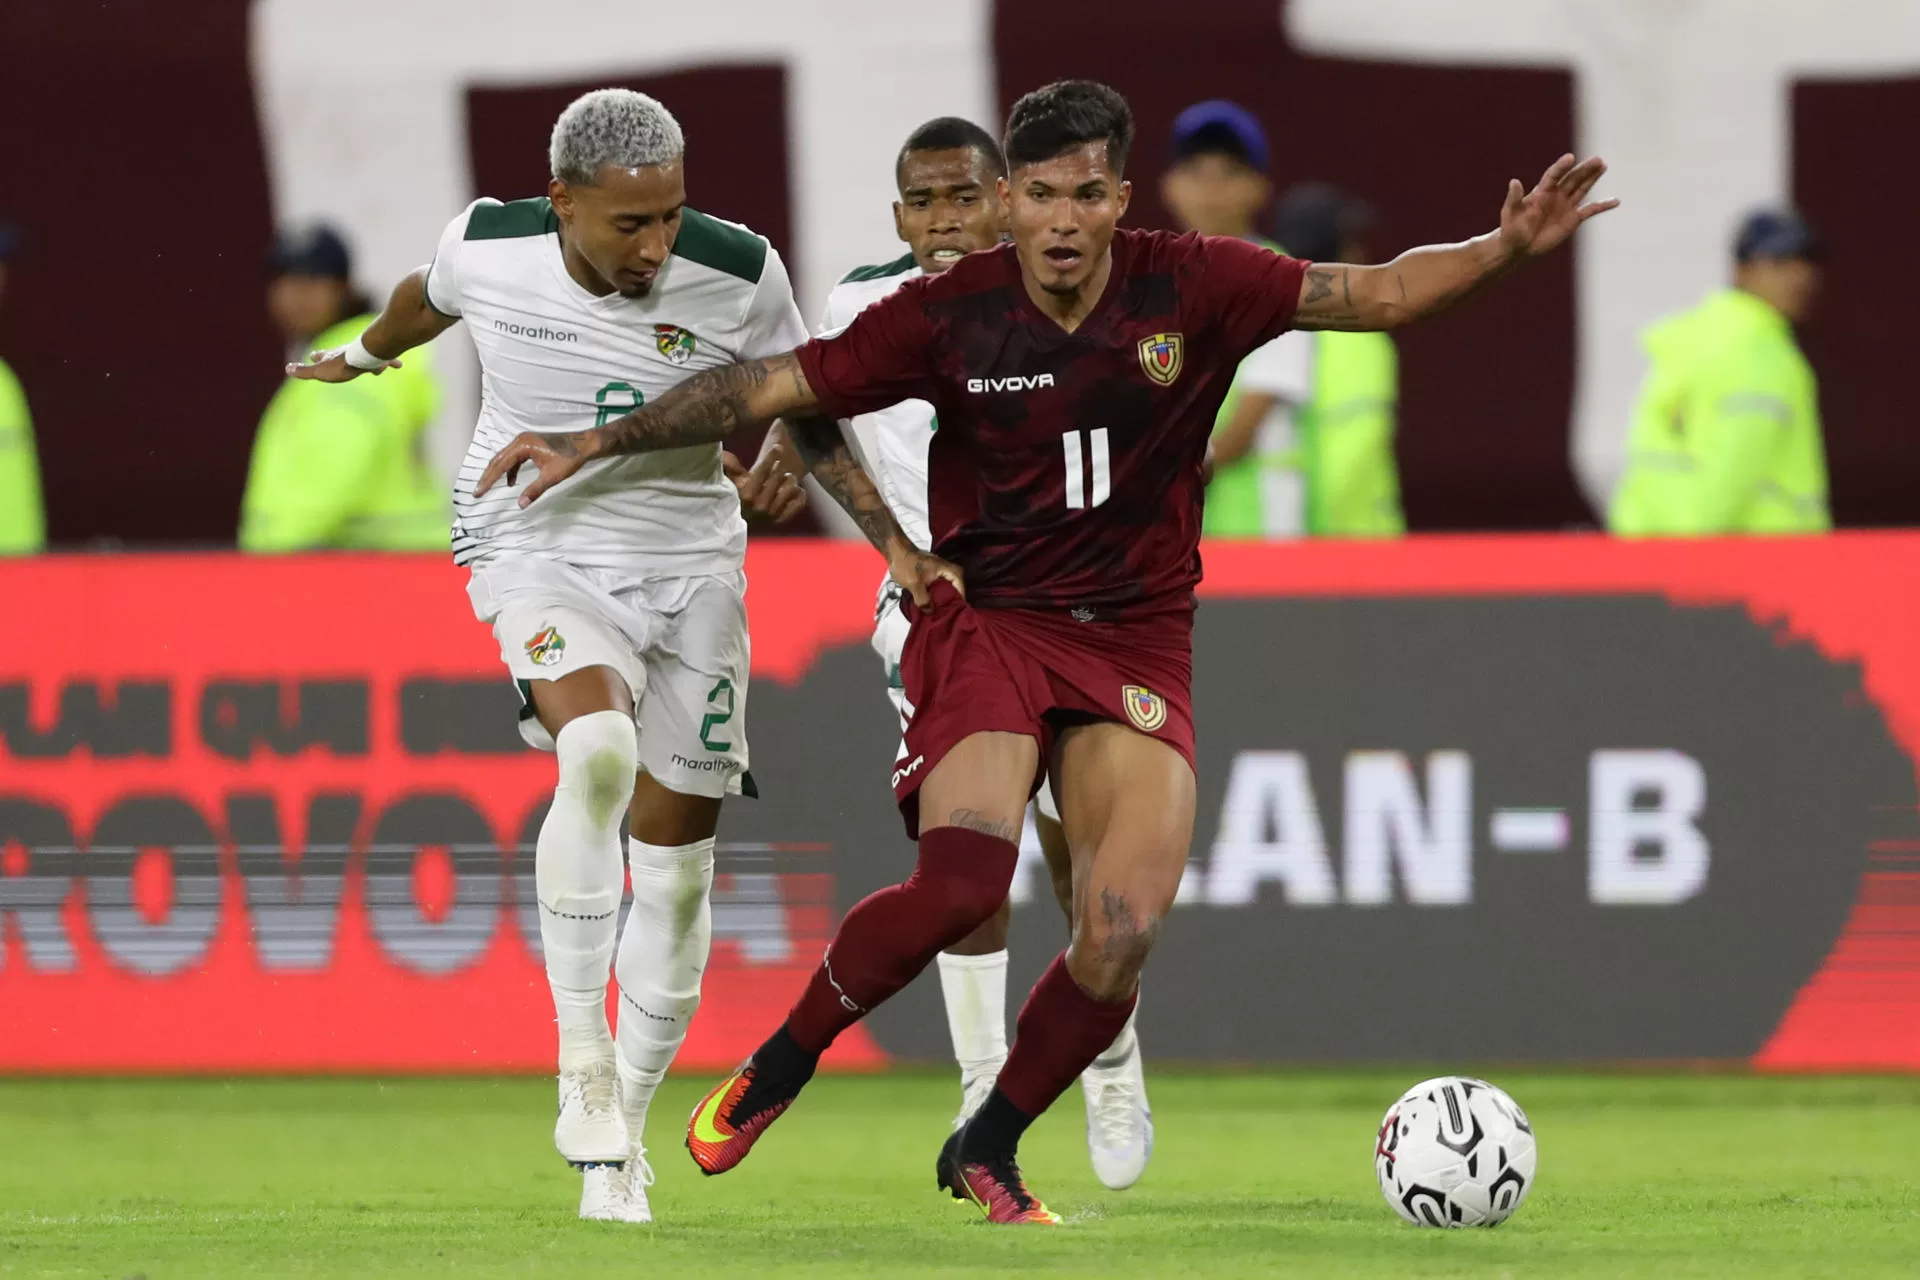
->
<box><xmin>0</xmin><ymin>223</ymin><xmax>45</xmax><ymax>554</ymax></box>
<box><xmin>240</xmin><ymin>225</ymin><xmax>448</xmax><ymax>551</ymax></box>
<box><xmin>1160</xmin><ymin>102</ymin><xmax>1311</xmax><ymax>539</ymax></box>
<box><xmin>1165</xmin><ymin>109</ymin><xmax>1399</xmax><ymax>537</ymax></box>
<box><xmin>1609</xmin><ymin>208</ymin><xmax>1829</xmax><ymax>536</ymax></box>
<box><xmin>1267</xmin><ymin>184</ymin><xmax>1403</xmax><ymax>537</ymax></box>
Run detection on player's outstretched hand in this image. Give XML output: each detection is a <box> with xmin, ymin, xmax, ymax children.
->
<box><xmin>889</xmin><ymin>546</ymin><xmax>965</xmax><ymax>611</ymax></box>
<box><xmin>726</xmin><ymin>447</ymin><xmax>807</xmax><ymax>525</ymax></box>
<box><xmin>475</xmin><ymin>430</ymin><xmax>595</xmax><ymax>507</ymax></box>
<box><xmin>284</xmin><ymin>348</ymin><xmax>399</xmax><ymax>382</ymax></box>
<box><xmin>1497</xmin><ymin>154</ymin><xmax>1618</xmax><ymax>260</ymax></box>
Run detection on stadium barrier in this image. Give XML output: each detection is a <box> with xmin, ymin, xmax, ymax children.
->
<box><xmin>2</xmin><ymin>536</ymin><xmax>1917</xmax><ymax>1073</ymax></box>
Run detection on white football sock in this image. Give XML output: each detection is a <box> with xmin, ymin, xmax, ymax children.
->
<box><xmin>936</xmin><ymin>949</ymin><xmax>1010</xmax><ymax>1084</ymax></box>
<box><xmin>537</xmin><ymin>710</ymin><xmax>637</xmax><ymax>1069</ymax></box>
<box><xmin>1088</xmin><ymin>1005</ymin><xmax>1140</xmax><ymax>1074</ymax></box>
<box><xmin>614</xmin><ymin>835</ymin><xmax>716</xmax><ymax>1146</ymax></box>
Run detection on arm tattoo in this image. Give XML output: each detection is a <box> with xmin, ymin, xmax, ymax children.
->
<box><xmin>788</xmin><ymin>414</ymin><xmax>909</xmax><ymax>554</ymax></box>
<box><xmin>1296</xmin><ymin>267</ymin><xmax>1366</xmax><ymax>331</ymax></box>
<box><xmin>589</xmin><ymin>352</ymin><xmax>816</xmax><ymax>456</ymax></box>
<box><xmin>947</xmin><ymin>809</ymin><xmax>1021</xmax><ymax>842</ymax></box>
<box><xmin>596</xmin><ymin>359</ymin><xmax>773</xmax><ymax>454</ymax></box>
<box><xmin>1299</xmin><ymin>232</ymin><xmax>1514</xmax><ymax>333</ymax></box>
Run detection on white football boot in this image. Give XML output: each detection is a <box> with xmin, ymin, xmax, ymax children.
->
<box><xmin>1082</xmin><ymin>1038</ymin><xmax>1154</xmax><ymax>1190</ymax></box>
<box><xmin>578</xmin><ymin>1150</ymin><xmax>653</xmax><ymax>1223</ymax></box>
<box><xmin>555</xmin><ymin>1059</ymin><xmax>629</xmax><ymax>1165</ymax></box>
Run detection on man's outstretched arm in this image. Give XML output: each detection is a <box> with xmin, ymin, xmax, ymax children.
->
<box><xmin>475</xmin><ymin>350</ymin><xmax>964</xmax><ymax>605</ymax></box>
<box><xmin>1293</xmin><ymin>153</ymin><xmax>1617</xmax><ymax>332</ymax></box>
<box><xmin>286</xmin><ymin>266</ymin><xmax>459</xmax><ymax>382</ymax></box>
<box><xmin>475</xmin><ymin>351</ymin><xmax>816</xmax><ymax>504</ymax></box>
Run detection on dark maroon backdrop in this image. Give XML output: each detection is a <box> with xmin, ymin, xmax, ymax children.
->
<box><xmin>1</xmin><ymin>0</ymin><xmax>1915</xmax><ymax>546</ymax></box>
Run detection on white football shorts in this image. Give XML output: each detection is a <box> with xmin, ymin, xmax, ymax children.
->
<box><xmin>467</xmin><ymin>556</ymin><xmax>752</xmax><ymax>799</ymax></box>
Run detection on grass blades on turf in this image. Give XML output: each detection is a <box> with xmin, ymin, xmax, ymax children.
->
<box><xmin>2</xmin><ymin>1072</ymin><xmax>1916</xmax><ymax>1278</ymax></box>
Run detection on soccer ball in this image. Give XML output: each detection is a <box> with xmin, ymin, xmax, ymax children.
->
<box><xmin>1374</xmin><ymin>1076</ymin><xmax>1537</xmax><ymax>1228</ymax></box>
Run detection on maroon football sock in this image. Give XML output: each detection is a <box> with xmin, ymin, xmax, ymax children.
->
<box><xmin>784</xmin><ymin>825</ymin><xmax>1018</xmax><ymax>1054</ymax></box>
<box><xmin>993</xmin><ymin>953</ymin><xmax>1139</xmax><ymax>1120</ymax></box>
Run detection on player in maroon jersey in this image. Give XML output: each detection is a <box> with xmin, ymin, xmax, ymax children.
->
<box><xmin>477</xmin><ymin>80</ymin><xmax>1615</xmax><ymax>1224</ymax></box>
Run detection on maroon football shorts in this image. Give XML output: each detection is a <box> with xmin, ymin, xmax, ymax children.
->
<box><xmin>890</xmin><ymin>581</ymin><xmax>1196</xmax><ymax>839</ymax></box>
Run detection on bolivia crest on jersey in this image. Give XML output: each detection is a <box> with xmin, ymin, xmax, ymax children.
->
<box><xmin>525</xmin><ymin>624</ymin><xmax>566</xmax><ymax>667</ymax></box>
<box><xmin>654</xmin><ymin>324</ymin><xmax>697</xmax><ymax>365</ymax></box>
<box><xmin>1122</xmin><ymin>684</ymin><xmax>1168</xmax><ymax>732</ymax></box>
<box><xmin>1137</xmin><ymin>332</ymin><xmax>1184</xmax><ymax>386</ymax></box>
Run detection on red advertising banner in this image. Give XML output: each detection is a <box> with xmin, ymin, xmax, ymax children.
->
<box><xmin>2</xmin><ymin>536</ymin><xmax>1918</xmax><ymax>1072</ymax></box>
<box><xmin>0</xmin><ymin>547</ymin><xmax>886</xmax><ymax>1073</ymax></box>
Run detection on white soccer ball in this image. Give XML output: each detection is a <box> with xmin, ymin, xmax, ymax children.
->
<box><xmin>1373</xmin><ymin>1076</ymin><xmax>1537</xmax><ymax>1228</ymax></box>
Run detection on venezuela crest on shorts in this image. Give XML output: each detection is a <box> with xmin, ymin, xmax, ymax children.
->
<box><xmin>1122</xmin><ymin>684</ymin><xmax>1168</xmax><ymax>732</ymax></box>
<box><xmin>1137</xmin><ymin>332</ymin><xmax>1184</xmax><ymax>386</ymax></box>
<box><xmin>654</xmin><ymin>324</ymin><xmax>697</xmax><ymax>365</ymax></box>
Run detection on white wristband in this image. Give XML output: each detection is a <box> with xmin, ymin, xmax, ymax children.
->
<box><xmin>343</xmin><ymin>336</ymin><xmax>392</xmax><ymax>371</ymax></box>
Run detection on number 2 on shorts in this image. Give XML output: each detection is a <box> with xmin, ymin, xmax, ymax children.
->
<box><xmin>1062</xmin><ymin>428</ymin><xmax>1111</xmax><ymax>509</ymax></box>
<box><xmin>698</xmin><ymin>678</ymin><xmax>734</xmax><ymax>752</ymax></box>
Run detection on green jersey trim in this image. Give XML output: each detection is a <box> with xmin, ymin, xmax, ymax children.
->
<box><xmin>465</xmin><ymin>198</ymin><xmax>558</xmax><ymax>241</ymax></box>
<box><xmin>839</xmin><ymin>250</ymin><xmax>917</xmax><ymax>284</ymax></box>
<box><xmin>672</xmin><ymin>208</ymin><xmax>768</xmax><ymax>284</ymax></box>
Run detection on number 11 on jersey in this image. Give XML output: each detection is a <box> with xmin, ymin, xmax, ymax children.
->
<box><xmin>1062</xmin><ymin>428</ymin><xmax>1112</xmax><ymax>510</ymax></box>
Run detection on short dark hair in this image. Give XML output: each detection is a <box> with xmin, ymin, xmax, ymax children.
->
<box><xmin>1003</xmin><ymin>80</ymin><xmax>1134</xmax><ymax>176</ymax></box>
<box><xmin>896</xmin><ymin>116</ymin><xmax>1007</xmax><ymax>188</ymax></box>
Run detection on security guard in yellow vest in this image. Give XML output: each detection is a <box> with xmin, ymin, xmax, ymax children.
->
<box><xmin>240</xmin><ymin>226</ymin><xmax>447</xmax><ymax>551</ymax></box>
<box><xmin>0</xmin><ymin>224</ymin><xmax>45</xmax><ymax>554</ymax></box>
<box><xmin>1610</xmin><ymin>208</ymin><xmax>1829</xmax><ymax>536</ymax></box>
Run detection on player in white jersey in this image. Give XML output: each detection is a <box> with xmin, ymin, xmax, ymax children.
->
<box><xmin>812</xmin><ymin>117</ymin><xmax>1153</xmax><ymax>1190</ymax></box>
<box><xmin>286</xmin><ymin>89</ymin><xmax>807</xmax><ymax>1224</ymax></box>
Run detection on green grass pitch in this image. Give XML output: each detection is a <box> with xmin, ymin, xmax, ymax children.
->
<box><xmin>2</xmin><ymin>1072</ymin><xmax>1916</xmax><ymax>1278</ymax></box>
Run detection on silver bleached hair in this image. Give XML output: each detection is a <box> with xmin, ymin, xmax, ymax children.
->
<box><xmin>548</xmin><ymin>89</ymin><xmax>685</xmax><ymax>185</ymax></box>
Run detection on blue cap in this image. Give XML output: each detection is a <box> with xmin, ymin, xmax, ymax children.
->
<box><xmin>268</xmin><ymin>223</ymin><xmax>354</xmax><ymax>280</ymax></box>
<box><xmin>1170</xmin><ymin>100</ymin><xmax>1269</xmax><ymax>175</ymax></box>
<box><xmin>1734</xmin><ymin>207</ymin><xmax>1821</xmax><ymax>263</ymax></box>
<box><xmin>0</xmin><ymin>223</ymin><xmax>19</xmax><ymax>261</ymax></box>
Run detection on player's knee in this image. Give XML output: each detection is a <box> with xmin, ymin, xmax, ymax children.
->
<box><xmin>554</xmin><ymin>710</ymin><xmax>637</xmax><ymax>828</ymax></box>
<box><xmin>1073</xmin><ymin>901</ymin><xmax>1164</xmax><ymax>997</ymax></box>
<box><xmin>914</xmin><ymin>833</ymin><xmax>1018</xmax><ymax>943</ymax></box>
